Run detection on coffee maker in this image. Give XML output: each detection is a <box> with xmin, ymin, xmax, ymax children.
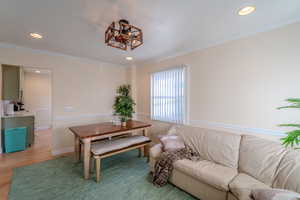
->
<box><xmin>14</xmin><ymin>101</ymin><xmax>25</xmax><ymax>111</ymax></box>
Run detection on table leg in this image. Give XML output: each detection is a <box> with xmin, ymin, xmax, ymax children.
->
<box><xmin>143</xmin><ymin>128</ymin><xmax>150</xmax><ymax>162</ymax></box>
<box><xmin>83</xmin><ymin>138</ymin><xmax>91</xmax><ymax>179</ymax></box>
<box><xmin>74</xmin><ymin>135</ymin><xmax>80</xmax><ymax>162</ymax></box>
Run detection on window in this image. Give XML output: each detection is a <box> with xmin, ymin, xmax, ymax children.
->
<box><xmin>151</xmin><ymin>66</ymin><xmax>187</xmax><ymax>124</ymax></box>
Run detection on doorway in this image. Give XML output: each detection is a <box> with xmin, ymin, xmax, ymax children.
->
<box><xmin>23</xmin><ymin>68</ymin><xmax>52</xmax><ymax>131</ymax></box>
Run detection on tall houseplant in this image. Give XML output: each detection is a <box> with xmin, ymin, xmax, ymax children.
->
<box><xmin>278</xmin><ymin>98</ymin><xmax>300</xmax><ymax>149</ymax></box>
<box><xmin>113</xmin><ymin>84</ymin><xmax>135</xmax><ymax>126</ymax></box>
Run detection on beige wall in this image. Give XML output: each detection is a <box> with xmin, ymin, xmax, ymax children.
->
<box><xmin>134</xmin><ymin>22</ymin><xmax>300</xmax><ymax>136</ymax></box>
<box><xmin>23</xmin><ymin>71</ymin><xmax>52</xmax><ymax>129</ymax></box>
<box><xmin>0</xmin><ymin>44</ymin><xmax>128</xmax><ymax>153</ymax></box>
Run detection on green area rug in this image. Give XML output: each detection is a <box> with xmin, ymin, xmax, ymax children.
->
<box><xmin>9</xmin><ymin>150</ymin><xmax>196</xmax><ymax>200</ymax></box>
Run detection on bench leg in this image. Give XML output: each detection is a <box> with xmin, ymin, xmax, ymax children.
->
<box><xmin>142</xmin><ymin>129</ymin><xmax>150</xmax><ymax>162</ymax></box>
<box><xmin>90</xmin><ymin>157</ymin><xmax>94</xmax><ymax>172</ymax></box>
<box><xmin>144</xmin><ymin>145</ymin><xmax>150</xmax><ymax>163</ymax></box>
<box><xmin>79</xmin><ymin>143</ymin><xmax>82</xmax><ymax>162</ymax></box>
<box><xmin>138</xmin><ymin>147</ymin><xmax>144</xmax><ymax>157</ymax></box>
<box><xmin>96</xmin><ymin>157</ymin><xmax>101</xmax><ymax>183</ymax></box>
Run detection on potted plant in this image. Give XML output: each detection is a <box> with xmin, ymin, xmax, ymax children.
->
<box><xmin>113</xmin><ymin>84</ymin><xmax>135</xmax><ymax>126</ymax></box>
<box><xmin>278</xmin><ymin>98</ymin><xmax>300</xmax><ymax>149</ymax></box>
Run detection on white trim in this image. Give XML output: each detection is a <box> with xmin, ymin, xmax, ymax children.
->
<box><xmin>136</xmin><ymin>113</ymin><xmax>285</xmax><ymax>136</ymax></box>
<box><xmin>35</xmin><ymin>126</ymin><xmax>52</xmax><ymax>131</ymax></box>
<box><xmin>52</xmin><ymin>146</ymin><xmax>74</xmax><ymax>156</ymax></box>
<box><xmin>54</xmin><ymin>113</ymin><xmax>112</xmax><ymax>121</ymax></box>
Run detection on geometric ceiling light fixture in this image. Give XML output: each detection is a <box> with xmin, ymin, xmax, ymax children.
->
<box><xmin>105</xmin><ymin>19</ymin><xmax>143</xmax><ymax>51</ymax></box>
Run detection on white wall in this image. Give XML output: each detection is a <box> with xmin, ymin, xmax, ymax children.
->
<box><xmin>0</xmin><ymin>44</ymin><xmax>129</xmax><ymax>154</ymax></box>
<box><xmin>134</xmin><ymin>22</ymin><xmax>300</xmax><ymax>137</ymax></box>
<box><xmin>23</xmin><ymin>71</ymin><xmax>52</xmax><ymax>130</ymax></box>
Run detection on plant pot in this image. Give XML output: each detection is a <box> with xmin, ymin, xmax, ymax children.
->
<box><xmin>121</xmin><ymin>121</ymin><xmax>127</xmax><ymax>127</ymax></box>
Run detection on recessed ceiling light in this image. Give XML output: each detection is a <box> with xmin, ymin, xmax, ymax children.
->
<box><xmin>126</xmin><ymin>57</ymin><xmax>133</xmax><ymax>61</ymax></box>
<box><xmin>30</xmin><ymin>32</ymin><xmax>43</xmax><ymax>39</ymax></box>
<box><xmin>35</xmin><ymin>70</ymin><xmax>41</xmax><ymax>73</ymax></box>
<box><xmin>238</xmin><ymin>6</ymin><xmax>256</xmax><ymax>16</ymax></box>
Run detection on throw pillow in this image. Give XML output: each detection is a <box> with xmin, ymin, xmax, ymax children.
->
<box><xmin>167</xmin><ymin>125</ymin><xmax>179</xmax><ymax>135</ymax></box>
<box><xmin>250</xmin><ymin>189</ymin><xmax>300</xmax><ymax>200</ymax></box>
<box><xmin>160</xmin><ymin>135</ymin><xmax>185</xmax><ymax>152</ymax></box>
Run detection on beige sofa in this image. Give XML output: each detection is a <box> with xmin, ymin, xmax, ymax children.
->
<box><xmin>149</xmin><ymin>125</ymin><xmax>300</xmax><ymax>200</ymax></box>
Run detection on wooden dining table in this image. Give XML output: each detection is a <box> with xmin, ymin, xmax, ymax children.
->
<box><xmin>69</xmin><ymin>120</ymin><xmax>151</xmax><ymax>179</ymax></box>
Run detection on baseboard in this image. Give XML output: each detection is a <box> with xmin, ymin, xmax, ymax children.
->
<box><xmin>52</xmin><ymin>146</ymin><xmax>74</xmax><ymax>156</ymax></box>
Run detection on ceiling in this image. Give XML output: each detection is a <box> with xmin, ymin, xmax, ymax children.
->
<box><xmin>0</xmin><ymin>0</ymin><xmax>300</xmax><ymax>66</ymax></box>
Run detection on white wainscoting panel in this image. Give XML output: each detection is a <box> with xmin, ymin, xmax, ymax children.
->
<box><xmin>137</xmin><ymin>113</ymin><xmax>285</xmax><ymax>136</ymax></box>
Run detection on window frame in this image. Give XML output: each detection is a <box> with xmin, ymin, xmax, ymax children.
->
<box><xmin>150</xmin><ymin>65</ymin><xmax>189</xmax><ymax>124</ymax></box>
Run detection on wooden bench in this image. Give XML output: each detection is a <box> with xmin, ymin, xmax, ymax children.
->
<box><xmin>91</xmin><ymin>135</ymin><xmax>151</xmax><ymax>182</ymax></box>
<box><xmin>77</xmin><ymin>133</ymin><xmax>132</xmax><ymax>162</ymax></box>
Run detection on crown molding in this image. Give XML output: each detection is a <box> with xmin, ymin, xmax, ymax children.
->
<box><xmin>0</xmin><ymin>42</ymin><xmax>126</xmax><ymax>67</ymax></box>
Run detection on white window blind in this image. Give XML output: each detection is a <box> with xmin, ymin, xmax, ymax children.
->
<box><xmin>151</xmin><ymin>66</ymin><xmax>187</xmax><ymax>124</ymax></box>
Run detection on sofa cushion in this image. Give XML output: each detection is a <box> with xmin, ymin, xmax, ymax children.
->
<box><xmin>91</xmin><ymin>135</ymin><xmax>150</xmax><ymax>155</ymax></box>
<box><xmin>175</xmin><ymin>125</ymin><xmax>241</xmax><ymax>169</ymax></box>
<box><xmin>174</xmin><ymin>159</ymin><xmax>238</xmax><ymax>191</ymax></box>
<box><xmin>229</xmin><ymin>173</ymin><xmax>271</xmax><ymax>200</ymax></box>
<box><xmin>250</xmin><ymin>189</ymin><xmax>300</xmax><ymax>200</ymax></box>
<box><xmin>273</xmin><ymin>149</ymin><xmax>300</xmax><ymax>193</ymax></box>
<box><xmin>239</xmin><ymin>135</ymin><xmax>288</xmax><ymax>186</ymax></box>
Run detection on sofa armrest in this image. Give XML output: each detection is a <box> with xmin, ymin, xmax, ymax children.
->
<box><xmin>148</xmin><ymin>122</ymin><xmax>173</xmax><ymax>144</ymax></box>
<box><xmin>149</xmin><ymin>143</ymin><xmax>163</xmax><ymax>172</ymax></box>
<box><xmin>150</xmin><ymin>143</ymin><xmax>163</xmax><ymax>159</ymax></box>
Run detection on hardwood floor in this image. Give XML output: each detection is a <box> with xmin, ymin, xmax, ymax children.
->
<box><xmin>0</xmin><ymin>129</ymin><xmax>56</xmax><ymax>200</ymax></box>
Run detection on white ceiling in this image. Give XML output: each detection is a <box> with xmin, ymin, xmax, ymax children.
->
<box><xmin>0</xmin><ymin>0</ymin><xmax>300</xmax><ymax>66</ymax></box>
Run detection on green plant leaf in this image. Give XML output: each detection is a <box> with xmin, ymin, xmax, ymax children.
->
<box><xmin>279</xmin><ymin>124</ymin><xmax>300</xmax><ymax>128</ymax></box>
<box><xmin>277</xmin><ymin>98</ymin><xmax>300</xmax><ymax>110</ymax></box>
<box><xmin>281</xmin><ymin>130</ymin><xmax>300</xmax><ymax>148</ymax></box>
<box><xmin>113</xmin><ymin>84</ymin><xmax>135</xmax><ymax>121</ymax></box>
<box><xmin>286</xmin><ymin>98</ymin><xmax>300</xmax><ymax>103</ymax></box>
<box><xmin>278</xmin><ymin>105</ymin><xmax>300</xmax><ymax>110</ymax></box>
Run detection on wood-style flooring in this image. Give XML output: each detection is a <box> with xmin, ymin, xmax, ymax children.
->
<box><xmin>0</xmin><ymin>129</ymin><xmax>57</xmax><ymax>200</ymax></box>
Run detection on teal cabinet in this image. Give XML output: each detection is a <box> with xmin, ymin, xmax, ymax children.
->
<box><xmin>3</xmin><ymin>127</ymin><xmax>27</xmax><ymax>153</ymax></box>
<box><xmin>2</xmin><ymin>64</ymin><xmax>20</xmax><ymax>101</ymax></box>
<box><xmin>1</xmin><ymin>116</ymin><xmax>35</xmax><ymax>147</ymax></box>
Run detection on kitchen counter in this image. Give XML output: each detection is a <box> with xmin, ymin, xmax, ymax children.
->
<box><xmin>2</xmin><ymin>111</ymin><xmax>35</xmax><ymax>118</ymax></box>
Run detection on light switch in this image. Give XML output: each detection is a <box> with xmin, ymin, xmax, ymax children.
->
<box><xmin>64</xmin><ymin>106</ymin><xmax>74</xmax><ymax>112</ymax></box>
